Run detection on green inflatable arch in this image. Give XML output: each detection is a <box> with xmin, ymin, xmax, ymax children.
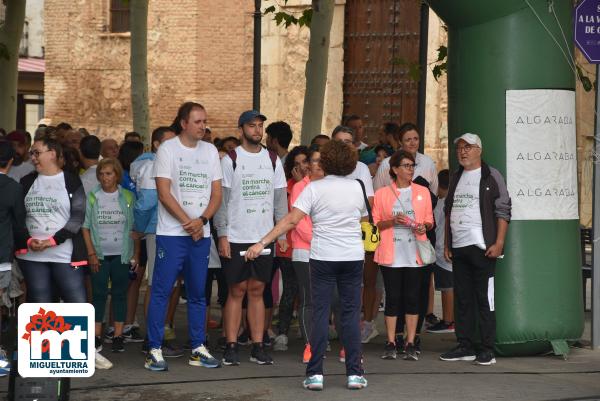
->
<box><xmin>428</xmin><ymin>0</ymin><xmax>583</xmax><ymax>356</ymax></box>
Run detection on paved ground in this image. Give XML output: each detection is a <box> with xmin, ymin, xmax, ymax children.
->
<box><xmin>4</xmin><ymin>288</ymin><xmax>600</xmax><ymax>400</ymax></box>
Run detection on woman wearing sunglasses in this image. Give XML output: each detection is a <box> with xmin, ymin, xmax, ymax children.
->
<box><xmin>16</xmin><ymin>135</ymin><xmax>87</xmax><ymax>303</ymax></box>
<box><xmin>372</xmin><ymin>150</ymin><xmax>433</xmax><ymax>361</ymax></box>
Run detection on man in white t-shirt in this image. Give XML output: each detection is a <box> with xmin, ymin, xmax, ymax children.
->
<box><xmin>79</xmin><ymin>135</ymin><xmax>101</xmax><ymax>195</ymax></box>
<box><xmin>440</xmin><ymin>133</ymin><xmax>511</xmax><ymax>366</ymax></box>
<box><xmin>214</xmin><ymin>110</ymin><xmax>288</xmax><ymax>366</ymax></box>
<box><xmin>144</xmin><ymin>102</ymin><xmax>222</xmax><ymax>372</ymax></box>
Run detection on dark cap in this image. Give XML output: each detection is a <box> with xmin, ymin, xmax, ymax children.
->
<box><xmin>0</xmin><ymin>140</ymin><xmax>15</xmax><ymax>163</ymax></box>
<box><xmin>238</xmin><ymin>110</ymin><xmax>266</xmax><ymax>127</ymax></box>
<box><xmin>6</xmin><ymin>130</ymin><xmax>27</xmax><ymax>144</ymax></box>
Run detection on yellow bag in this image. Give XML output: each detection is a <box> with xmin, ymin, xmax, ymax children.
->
<box><xmin>356</xmin><ymin>179</ymin><xmax>380</xmax><ymax>251</ymax></box>
<box><xmin>361</xmin><ymin>221</ymin><xmax>381</xmax><ymax>252</ymax></box>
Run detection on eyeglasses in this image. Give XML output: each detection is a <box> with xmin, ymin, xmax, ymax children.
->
<box><xmin>400</xmin><ymin>163</ymin><xmax>417</xmax><ymax>169</ymax></box>
<box><xmin>456</xmin><ymin>144</ymin><xmax>479</xmax><ymax>153</ymax></box>
<box><xmin>29</xmin><ymin>149</ymin><xmax>52</xmax><ymax>158</ymax></box>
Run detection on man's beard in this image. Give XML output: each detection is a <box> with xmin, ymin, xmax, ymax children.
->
<box><xmin>13</xmin><ymin>154</ymin><xmax>23</xmax><ymax>166</ymax></box>
<box><xmin>242</xmin><ymin>130</ymin><xmax>262</xmax><ymax>146</ymax></box>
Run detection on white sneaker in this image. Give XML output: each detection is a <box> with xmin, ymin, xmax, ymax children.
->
<box><xmin>95</xmin><ymin>351</ymin><xmax>113</xmax><ymax>369</ymax></box>
<box><xmin>273</xmin><ymin>334</ymin><xmax>289</xmax><ymax>351</ymax></box>
<box><xmin>360</xmin><ymin>321</ymin><xmax>379</xmax><ymax>344</ymax></box>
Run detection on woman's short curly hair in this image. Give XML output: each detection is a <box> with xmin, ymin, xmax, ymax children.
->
<box><xmin>389</xmin><ymin>150</ymin><xmax>415</xmax><ymax>180</ymax></box>
<box><xmin>319</xmin><ymin>140</ymin><xmax>357</xmax><ymax>176</ymax></box>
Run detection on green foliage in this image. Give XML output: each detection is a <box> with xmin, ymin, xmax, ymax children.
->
<box><xmin>576</xmin><ymin>64</ymin><xmax>595</xmax><ymax>92</ymax></box>
<box><xmin>392</xmin><ymin>57</ymin><xmax>421</xmax><ymax>82</ymax></box>
<box><xmin>431</xmin><ymin>45</ymin><xmax>447</xmax><ymax>82</ymax></box>
<box><xmin>264</xmin><ymin>2</ymin><xmax>313</xmax><ymax>28</ymax></box>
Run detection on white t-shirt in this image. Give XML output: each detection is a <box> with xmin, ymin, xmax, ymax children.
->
<box><xmin>346</xmin><ymin>161</ymin><xmax>374</xmax><ymax>198</ymax></box>
<box><xmin>80</xmin><ymin>165</ymin><xmax>99</xmax><ymax>195</ymax></box>
<box><xmin>8</xmin><ymin>160</ymin><xmax>34</xmax><ymax>183</ymax></box>
<box><xmin>96</xmin><ymin>189</ymin><xmax>126</xmax><ymax>256</ymax></box>
<box><xmin>373</xmin><ymin>153</ymin><xmax>438</xmax><ymax>194</ymax></box>
<box><xmin>153</xmin><ymin>137</ymin><xmax>222</xmax><ymax>237</ymax></box>
<box><xmin>221</xmin><ymin>146</ymin><xmax>287</xmax><ymax>243</ymax></box>
<box><xmin>18</xmin><ymin>172</ymin><xmax>73</xmax><ymax>263</ymax></box>
<box><xmin>381</xmin><ymin>187</ymin><xmax>419</xmax><ymax>268</ymax></box>
<box><xmin>434</xmin><ymin>197</ymin><xmax>452</xmax><ymax>271</ymax></box>
<box><xmin>293</xmin><ymin>175</ymin><xmax>366</xmax><ymax>261</ymax></box>
<box><xmin>450</xmin><ymin>168</ymin><xmax>485</xmax><ymax>249</ymax></box>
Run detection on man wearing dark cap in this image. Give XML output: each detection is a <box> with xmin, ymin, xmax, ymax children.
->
<box><xmin>0</xmin><ymin>140</ymin><xmax>26</xmax><ymax>375</ymax></box>
<box><xmin>6</xmin><ymin>130</ymin><xmax>34</xmax><ymax>182</ymax></box>
<box><xmin>214</xmin><ymin>110</ymin><xmax>288</xmax><ymax>366</ymax></box>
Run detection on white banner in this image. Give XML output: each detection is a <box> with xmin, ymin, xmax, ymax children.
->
<box><xmin>506</xmin><ymin>89</ymin><xmax>578</xmax><ymax>220</ymax></box>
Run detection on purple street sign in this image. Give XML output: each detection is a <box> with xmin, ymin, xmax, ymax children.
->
<box><xmin>576</xmin><ymin>0</ymin><xmax>600</xmax><ymax>63</ymax></box>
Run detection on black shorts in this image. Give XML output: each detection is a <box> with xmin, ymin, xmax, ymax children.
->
<box><xmin>222</xmin><ymin>242</ymin><xmax>274</xmax><ymax>285</ymax></box>
<box><xmin>433</xmin><ymin>264</ymin><xmax>453</xmax><ymax>291</ymax></box>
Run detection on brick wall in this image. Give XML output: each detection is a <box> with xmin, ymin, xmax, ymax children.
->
<box><xmin>44</xmin><ymin>0</ymin><xmax>253</xmax><ymax>141</ymax></box>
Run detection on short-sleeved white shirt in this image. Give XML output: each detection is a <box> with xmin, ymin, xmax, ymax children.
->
<box><xmin>153</xmin><ymin>136</ymin><xmax>222</xmax><ymax>237</ymax></box>
<box><xmin>221</xmin><ymin>146</ymin><xmax>287</xmax><ymax>243</ymax></box>
<box><xmin>346</xmin><ymin>161</ymin><xmax>374</xmax><ymax>198</ymax></box>
<box><xmin>293</xmin><ymin>175</ymin><xmax>366</xmax><ymax>261</ymax></box>
<box><xmin>450</xmin><ymin>168</ymin><xmax>485</xmax><ymax>249</ymax></box>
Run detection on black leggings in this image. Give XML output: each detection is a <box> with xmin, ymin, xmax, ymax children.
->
<box><xmin>381</xmin><ymin>266</ymin><xmax>421</xmax><ymax>316</ymax></box>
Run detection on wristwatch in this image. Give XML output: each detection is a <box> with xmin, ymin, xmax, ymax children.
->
<box><xmin>200</xmin><ymin>216</ymin><xmax>208</xmax><ymax>225</ymax></box>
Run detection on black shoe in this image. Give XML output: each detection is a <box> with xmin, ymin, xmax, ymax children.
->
<box><xmin>474</xmin><ymin>350</ymin><xmax>496</xmax><ymax>366</ymax></box>
<box><xmin>222</xmin><ymin>342</ymin><xmax>240</xmax><ymax>366</ymax></box>
<box><xmin>425</xmin><ymin>313</ymin><xmax>440</xmax><ymax>328</ymax></box>
<box><xmin>381</xmin><ymin>341</ymin><xmax>397</xmax><ymax>360</ymax></box>
<box><xmin>112</xmin><ymin>335</ymin><xmax>125</xmax><ymax>353</ymax></box>
<box><xmin>414</xmin><ymin>335</ymin><xmax>421</xmax><ymax>355</ymax></box>
<box><xmin>237</xmin><ymin>330</ymin><xmax>250</xmax><ymax>346</ymax></box>
<box><xmin>404</xmin><ymin>343</ymin><xmax>419</xmax><ymax>361</ymax></box>
<box><xmin>218</xmin><ymin>336</ymin><xmax>227</xmax><ymax>351</ymax></box>
<box><xmin>250</xmin><ymin>343</ymin><xmax>273</xmax><ymax>365</ymax></box>
<box><xmin>95</xmin><ymin>336</ymin><xmax>103</xmax><ymax>352</ymax></box>
<box><xmin>395</xmin><ymin>334</ymin><xmax>405</xmax><ymax>353</ymax></box>
<box><xmin>439</xmin><ymin>344</ymin><xmax>476</xmax><ymax>362</ymax></box>
<box><xmin>263</xmin><ymin>331</ymin><xmax>272</xmax><ymax>347</ymax></box>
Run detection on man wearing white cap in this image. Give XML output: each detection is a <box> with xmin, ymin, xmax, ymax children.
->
<box><xmin>439</xmin><ymin>133</ymin><xmax>511</xmax><ymax>366</ymax></box>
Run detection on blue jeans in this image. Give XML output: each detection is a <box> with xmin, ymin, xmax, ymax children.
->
<box><xmin>147</xmin><ymin>236</ymin><xmax>210</xmax><ymax>349</ymax></box>
<box><xmin>19</xmin><ymin>260</ymin><xmax>86</xmax><ymax>303</ymax></box>
<box><xmin>307</xmin><ymin>259</ymin><xmax>364</xmax><ymax>377</ymax></box>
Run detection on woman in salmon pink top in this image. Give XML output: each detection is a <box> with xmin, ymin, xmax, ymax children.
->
<box><xmin>372</xmin><ymin>150</ymin><xmax>433</xmax><ymax>362</ymax></box>
<box><xmin>290</xmin><ymin>146</ymin><xmax>324</xmax><ymax>364</ymax></box>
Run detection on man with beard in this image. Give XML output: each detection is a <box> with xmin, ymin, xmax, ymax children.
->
<box><xmin>6</xmin><ymin>130</ymin><xmax>34</xmax><ymax>182</ymax></box>
<box><xmin>214</xmin><ymin>110</ymin><xmax>287</xmax><ymax>366</ymax></box>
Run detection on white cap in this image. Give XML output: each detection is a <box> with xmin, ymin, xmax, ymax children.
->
<box><xmin>453</xmin><ymin>133</ymin><xmax>482</xmax><ymax>148</ymax></box>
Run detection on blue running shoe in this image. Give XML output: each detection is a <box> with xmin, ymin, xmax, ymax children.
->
<box><xmin>145</xmin><ymin>348</ymin><xmax>168</xmax><ymax>371</ymax></box>
<box><xmin>0</xmin><ymin>348</ymin><xmax>10</xmax><ymax>377</ymax></box>
<box><xmin>347</xmin><ymin>375</ymin><xmax>368</xmax><ymax>390</ymax></box>
<box><xmin>303</xmin><ymin>374</ymin><xmax>323</xmax><ymax>391</ymax></box>
<box><xmin>189</xmin><ymin>345</ymin><xmax>221</xmax><ymax>368</ymax></box>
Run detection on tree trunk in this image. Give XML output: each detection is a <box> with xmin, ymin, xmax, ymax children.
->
<box><xmin>0</xmin><ymin>0</ymin><xmax>26</xmax><ymax>132</ymax></box>
<box><xmin>300</xmin><ymin>0</ymin><xmax>335</xmax><ymax>145</ymax></box>
<box><xmin>130</xmin><ymin>0</ymin><xmax>150</xmax><ymax>147</ymax></box>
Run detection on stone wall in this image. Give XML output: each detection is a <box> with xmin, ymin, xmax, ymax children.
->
<box><xmin>261</xmin><ymin>0</ymin><xmax>345</xmax><ymax>146</ymax></box>
<box><xmin>44</xmin><ymin>0</ymin><xmax>253</xmax><ymax>141</ymax></box>
<box><xmin>423</xmin><ymin>11</ymin><xmax>448</xmax><ymax>171</ymax></box>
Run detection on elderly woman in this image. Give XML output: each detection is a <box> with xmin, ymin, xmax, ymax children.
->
<box><xmin>82</xmin><ymin>158</ymin><xmax>140</xmax><ymax>362</ymax></box>
<box><xmin>245</xmin><ymin>140</ymin><xmax>368</xmax><ymax>391</ymax></box>
<box><xmin>372</xmin><ymin>150</ymin><xmax>433</xmax><ymax>361</ymax></box>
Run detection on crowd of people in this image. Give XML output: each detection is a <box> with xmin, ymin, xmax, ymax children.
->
<box><xmin>0</xmin><ymin>103</ymin><xmax>511</xmax><ymax>390</ymax></box>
